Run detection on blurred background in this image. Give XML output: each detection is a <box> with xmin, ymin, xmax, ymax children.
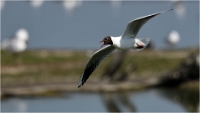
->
<box><xmin>1</xmin><ymin>0</ymin><xmax>199</xmax><ymax>112</ymax></box>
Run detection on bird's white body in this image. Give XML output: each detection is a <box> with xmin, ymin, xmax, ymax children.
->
<box><xmin>111</xmin><ymin>36</ymin><xmax>135</xmax><ymax>49</ymax></box>
<box><xmin>111</xmin><ymin>36</ymin><xmax>150</xmax><ymax>51</ymax></box>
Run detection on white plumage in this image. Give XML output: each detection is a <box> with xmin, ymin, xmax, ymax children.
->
<box><xmin>167</xmin><ymin>30</ymin><xmax>180</xmax><ymax>46</ymax></box>
<box><xmin>1</xmin><ymin>29</ymin><xmax>29</xmax><ymax>53</ymax></box>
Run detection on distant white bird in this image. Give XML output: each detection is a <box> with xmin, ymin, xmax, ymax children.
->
<box><xmin>171</xmin><ymin>0</ymin><xmax>186</xmax><ymax>19</ymax></box>
<box><xmin>1</xmin><ymin>29</ymin><xmax>29</xmax><ymax>53</ymax></box>
<box><xmin>78</xmin><ymin>9</ymin><xmax>173</xmax><ymax>88</ymax></box>
<box><xmin>110</xmin><ymin>0</ymin><xmax>122</xmax><ymax>9</ymax></box>
<box><xmin>62</xmin><ymin>1</ymin><xmax>82</xmax><ymax>12</ymax></box>
<box><xmin>0</xmin><ymin>0</ymin><xmax>5</xmax><ymax>10</ymax></box>
<box><xmin>30</xmin><ymin>0</ymin><xmax>43</xmax><ymax>8</ymax></box>
<box><xmin>166</xmin><ymin>30</ymin><xmax>180</xmax><ymax>47</ymax></box>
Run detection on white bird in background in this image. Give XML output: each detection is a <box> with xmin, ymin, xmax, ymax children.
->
<box><xmin>166</xmin><ymin>30</ymin><xmax>180</xmax><ymax>47</ymax></box>
<box><xmin>78</xmin><ymin>9</ymin><xmax>173</xmax><ymax>88</ymax></box>
<box><xmin>0</xmin><ymin>0</ymin><xmax>5</xmax><ymax>10</ymax></box>
<box><xmin>1</xmin><ymin>28</ymin><xmax>29</xmax><ymax>53</ymax></box>
<box><xmin>171</xmin><ymin>0</ymin><xmax>186</xmax><ymax>19</ymax></box>
<box><xmin>110</xmin><ymin>0</ymin><xmax>122</xmax><ymax>9</ymax></box>
<box><xmin>62</xmin><ymin>1</ymin><xmax>82</xmax><ymax>12</ymax></box>
<box><xmin>30</xmin><ymin>0</ymin><xmax>44</xmax><ymax>8</ymax></box>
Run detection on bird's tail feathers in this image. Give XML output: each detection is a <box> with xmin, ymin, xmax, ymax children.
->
<box><xmin>134</xmin><ymin>37</ymin><xmax>150</xmax><ymax>51</ymax></box>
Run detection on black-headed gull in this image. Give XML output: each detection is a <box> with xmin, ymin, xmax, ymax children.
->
<box><xmin>78</xmin><ymin>9</ymin><xmax>173</xmax><ymax>88</ymax></box>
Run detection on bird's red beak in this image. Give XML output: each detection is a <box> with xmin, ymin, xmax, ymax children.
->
<box><xmin>100</xmin><ymin>40</ymin><xmax>104</xmax><ymax>48</ymax></box>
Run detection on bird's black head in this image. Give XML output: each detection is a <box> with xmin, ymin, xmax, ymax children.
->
<box><xmin>100</xmin><ymin>36</ymin><xmax>113</xmax><ymax>47</ymax></box>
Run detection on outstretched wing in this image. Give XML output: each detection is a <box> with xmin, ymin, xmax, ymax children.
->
<box><xmin>122</xmin><ymin>9</ymin><xmax>173</xmax><ymax>38</ymax></box>
<box><xmin>78</xmin><ymin>45</ymin><xmax>115</xmax><ymax>88</ymax></box>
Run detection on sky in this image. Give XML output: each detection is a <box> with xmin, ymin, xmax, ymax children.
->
<box><xmin>1</xmin><ymin>1</ymin><xmax>199</xmax><ymax>50</ymax></box>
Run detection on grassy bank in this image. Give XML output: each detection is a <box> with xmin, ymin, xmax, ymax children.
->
<box><xmin>2</xmin><ymin>49</ymin><xmax>194</xmax><ymax>88</ymax></box>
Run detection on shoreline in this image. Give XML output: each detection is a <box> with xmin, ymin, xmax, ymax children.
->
<box><xmin>2</xmin><ymin>77</ymin><xmax>199</xmax><ymax>98</ymax></box>
<box><xmin>1</xmin><ymin>48</ymin><xmax>199</xmax><ymax>98</ymax></box>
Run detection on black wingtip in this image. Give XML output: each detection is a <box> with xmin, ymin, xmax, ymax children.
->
<box><xmin>167</xmin><ymin>9</ymin><xmax>173</xmax><ymax>12</ymax></box>
<box><xmin>161</xmin><ymin>9</ymin><xmax>173</xmax><ymax>14</ymax></box>
<box><xmin>78</xmin><ymin>83</ymin><xmax>83</xmax><ymax>88</ymax></box>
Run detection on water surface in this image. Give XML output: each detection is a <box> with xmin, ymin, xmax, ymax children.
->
<box><xmin>1</xmin><ymin>88</ymin><xmax>199</xmax><ymax>112</ymax></box>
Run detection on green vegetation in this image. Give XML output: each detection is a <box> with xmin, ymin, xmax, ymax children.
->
<box><xmin>1</xmin><ymin>49</ymin><xmax>191</xmax><ymax>87</ymax></box>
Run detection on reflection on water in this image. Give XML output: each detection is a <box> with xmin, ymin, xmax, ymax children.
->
<box><xmin>1</xmin><ymin>98</ymin><xmax>27</xmax><ymax>112</ymax></box>
<box><xmin>159</xmin><ymin>88</ymin><xmax>199</xmax><ymax>112</ymax></box>
<box><xmin>1</xmin><ymin>87</ymin><xmax>199</xmax><ymax>112</ymax></box>
<box><xmin>101</xmin><ymin>92</ymin><xmax>136</xmax><ymax>112</ymax></box>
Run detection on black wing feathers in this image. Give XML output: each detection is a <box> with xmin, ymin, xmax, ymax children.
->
<box><xmin>78</xmin><ymin>45</ymin><xmax>115</xmax><ymax>88</ymax></box>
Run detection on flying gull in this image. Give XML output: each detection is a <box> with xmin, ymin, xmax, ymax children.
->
<box><xmin>78</xmin><ymin>9</ymin><xmax>173</xmax><ymax>88</ymax></box>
